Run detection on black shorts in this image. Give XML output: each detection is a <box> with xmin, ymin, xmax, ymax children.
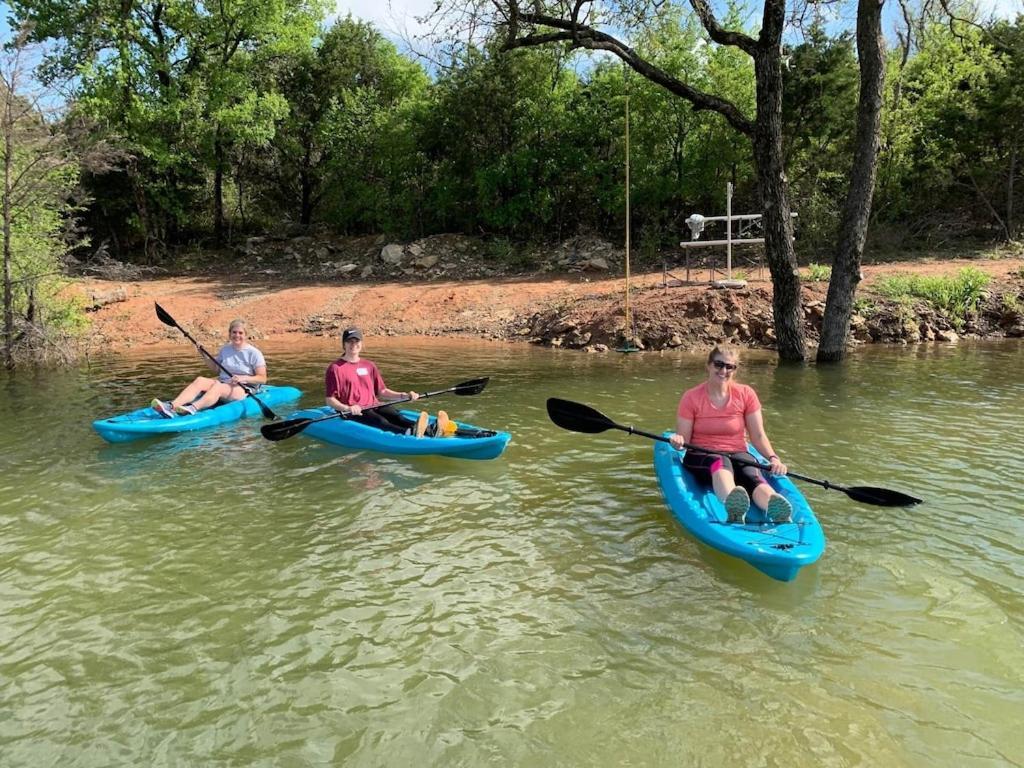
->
<box><xmin>347</xmin><ymin>404</ymin><xmax>416</xmax><ymax>434</ymax></box>
<box><xmin>682</xmin><ymin>449</ymin><xmax>767</xmax><ymax>494</ymax></box>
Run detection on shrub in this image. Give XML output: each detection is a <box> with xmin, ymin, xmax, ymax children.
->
<box><xmin>804</xmin><ymin>263</ymin><xmax>832</xmax><ymax>282</ymax></box>
<box><xmin>874</xmin><ymin>267</ymin><xmax>990</xmax><ymax>329</ymax></box>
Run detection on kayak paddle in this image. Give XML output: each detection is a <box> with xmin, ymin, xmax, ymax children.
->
<box><xmin>261</xmin><ymin>377</ymin><xmax>490</xmax><ymax>442</ymax></box>
<box><xmin>154</xmin><ymin>302</ymin><xmax>278</xmax><ymax>420</ymax></box>
<box><xmin>546</xmin><ymin>397</ymin><xmax>922</xmax><ymax>508</ymax></box>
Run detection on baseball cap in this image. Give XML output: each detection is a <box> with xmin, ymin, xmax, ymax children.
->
<box><xmin>342</xmin><ymin>327</ymin><xmax>363</xmax><ymax>342</ymax></box>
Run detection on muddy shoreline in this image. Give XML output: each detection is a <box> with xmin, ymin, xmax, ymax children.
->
<box><xmin>75</xmin><ymin>257</ymin><xmax>1024</xmax><ymax>355</ymax></box>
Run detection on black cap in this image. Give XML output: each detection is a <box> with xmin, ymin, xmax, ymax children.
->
<box><xmin>342</xmin><ymin>326</ymin><xmax>363</xmax><ymax>342</ymax></box>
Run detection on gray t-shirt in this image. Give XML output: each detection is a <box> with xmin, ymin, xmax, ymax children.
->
<box><xmin>216</xmin><ymin>343</ymin><xmax>266</xmax><ymax>383</ymax></box>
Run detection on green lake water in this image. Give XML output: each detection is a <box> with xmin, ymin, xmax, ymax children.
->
<box><xmin>1</xmin><ymin>338</ymin><xmax>1022</xmax><ymax>767</ymax></box>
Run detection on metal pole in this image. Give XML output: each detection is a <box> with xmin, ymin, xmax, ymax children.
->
<box><xmin>726</xmin><ymin>182</ymin><xmax>733</xmax><ymax>279</ymax></box>
<box><xmin>624</xmin><ymin>96</ymin><xmax>631</xmax><ymax>344</ymax></box>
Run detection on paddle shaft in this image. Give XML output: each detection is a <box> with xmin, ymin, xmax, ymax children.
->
<box><xmin>155</xmin><ymin>303</ymin><xmax>276</xmax><ymax>419</ymax></box>
<box><xmin>546</xmin><ymin>397</ymin><xmax>920</xmax><ymax>506</ymax></box>
<box><xmin>261</xmin><ymin>377</ymin><xmax>490</xmax><ymax>441</ymax></box>
<box><xmin>606</xmin><ymin>420</ymin><xmax>918</xmax><ymax>504</ymax></box>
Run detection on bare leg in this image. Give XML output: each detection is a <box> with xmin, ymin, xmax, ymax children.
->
<box><xmin>751</xmin><ymin>483</ymin><xmax>775</xmax><ymax>511</ymax></box>
<box><xmin>170</xmin><ymin>377</ymin><xmax>217</xmax><ymax>409</ymax></box>
<box><xmin>711</xmin><ymin>468</ymin><xmax>737</xmax><ymax>503</ymax></box>
<box><xmin>171</xmin><ymin>378</ymin><xmax>233</xmax><ymax>413</ymax></box>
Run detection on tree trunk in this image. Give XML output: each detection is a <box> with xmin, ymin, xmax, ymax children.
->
<box><xmin>2</xmin><ymin>118</ymin><xmax>13</xmax><ymax>370</ymax></box>
<box><xmin>752</xmin><ymin>31</ymin><xmax>805</xmax><ymax>362</ymax></box>
<box><xmin>1007</xmin><ymin>144</ymin><xmax>1016</xmax><ymax>239</ymax></box>
<box><xmin>818</xmin><ymin>0</ymin><xmax>886</xmax><ymax>363</ymax></box>
<box><xmin>214</xmin><ymin>131</ymin><xmax>225</xmax><ymax>245</ymax></box>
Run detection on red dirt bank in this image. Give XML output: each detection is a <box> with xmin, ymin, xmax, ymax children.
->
<box><xmin>76</xmin><ymin>256</ymin><xmax>1024</xmax><ymax>354</ymax></box>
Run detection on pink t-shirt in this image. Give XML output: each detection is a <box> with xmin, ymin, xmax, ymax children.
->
<box><xmin>325</xmin><ymin>358</ymin><xmax>387</xmax><ymax>407</ymax></box>
<box><xmin>676</xmin><ymin>382</ymin><xmax>761</xmax><ymax>453</ymax></box>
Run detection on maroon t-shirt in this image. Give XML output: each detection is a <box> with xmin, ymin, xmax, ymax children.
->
<box><xmin>325</xmin><ymin>358</ymin><xmax>387</xmax><ymax>407</ymax></box>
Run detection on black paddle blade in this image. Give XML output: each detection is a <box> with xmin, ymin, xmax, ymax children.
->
<box><xmin>260</xmin><ymin>417</ymin><xmax>313</xmax><ymax>441</ymax></box>
<box><xmin>154</xmin><ymin>302</ymin><xmax>178</xmax><ymax>328</ymax></box>
<box><xmin>546</xmin><ymin>398</ymin><xmax>615</xmax><ymax>434</ymax></box>
<box><xmin>845</xmin><ymin>486</ymin><xmax>923</xmax><ymax>507</ymax></box>
<box><xmin>451</xmin><ymin>377</ymin><xmax>489</xmax><ymax>396</ymax></box>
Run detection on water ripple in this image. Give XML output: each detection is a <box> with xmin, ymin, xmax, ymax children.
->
<box><xmin>1</xmin><ymin>341</ymin><xmax>1022</xmax><ymax>766</ymax></box>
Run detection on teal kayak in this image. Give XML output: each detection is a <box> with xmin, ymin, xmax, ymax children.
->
<box><xmin>92</xmin><ymin>385</ymin><xmax>303</xmax><ymax>443</ymax></box>
<box><xmin>291</xmin><ymin>407</ymin><xmax>511</xmax><ymax>460</ymax></box>
<box><xmin>653</xmin><ymin>435</ymin><xmax>825</xmax><ymax>582</ymax></box>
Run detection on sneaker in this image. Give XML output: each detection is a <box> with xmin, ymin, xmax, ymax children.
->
<box><xmin>434</xmin><ymin>411</ymin><xmax>451</xmax><ymax>438</ymax></box>
<box><xmin>724</xmin><ymin>487</ymin><xmax>750</xmax><ymax>524</ymax></box>
<box><xmin>766</xmin><ymin>494</ymin><xmax>793</xmax><ymax>523</ymax></box>
<box><xmin>414</xmin><ymin>411</ymin><xmax>429</xmax><ymax>438</ymax></box>
<box><xmin>174</xmin><ymin>403</ymin><xmax>198</xmax><ymax>416</ymax></box>
<box><xmin>151</xmin><ymin>399</ymin><xmax>176</xmax><ymax>419</ymax></box>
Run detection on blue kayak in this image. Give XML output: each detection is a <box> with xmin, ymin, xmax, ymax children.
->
<box><xmin>290</xmin><ymin>407</ymin><xmax>511</xmax><ymax>460</ymax></box>
<box><xmin>93</xmin><ymin>385</ymin><xmax>303</xmax><ymax>443</ymax></box>
<box><xmin>653</xmin><ymin>435</ymin><xmax>826</xmax><ymax>582</ymax></box>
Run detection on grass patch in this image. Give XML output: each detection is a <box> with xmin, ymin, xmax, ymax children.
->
<box><xmin>852</xmin><ymin>297</ymin><xmax>876</xmax><ymax>317</ymax></box>
<box><xmin>874</xmin><ymin>267</ymin><xmax>990</xmax><ymax>329</ymax></box>
<box><xmin>803</xmin><ymin>263</ymin><xmax>832</xmax><ymax>282</ymax></box>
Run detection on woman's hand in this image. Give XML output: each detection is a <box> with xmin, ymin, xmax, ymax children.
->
<box><xmin>347</xmin><ymin>404</ymin><xmax>363</xmax><ymax>416</ymax></box>
<box><xmin>767</xmin><ymin>455</ymin><xmax>787</xmax><ymax>476</ymax></box>
<box><xmin>407</xmin><ymin>391</ymin><xmax>419</xmax><ymax>401</ymax></box>
<box><xmin>669</xmin><ymin>433</ymin><xmax>686</xmax><ymax>450</ymax></box>
<box><xmin>228</xmin><ymin>374</ymin><xmax>248</xmax><ymax>386</ymax></box>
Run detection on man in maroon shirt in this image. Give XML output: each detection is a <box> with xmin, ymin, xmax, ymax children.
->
<box><xmin>325</xmin><ymin>327</ymin><xmax>447</xmax><ymax>436</ymax></box>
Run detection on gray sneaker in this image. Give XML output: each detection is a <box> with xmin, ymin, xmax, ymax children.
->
<box><xmin>151</xmin><ymin>399</ymin><xmax>176</xmax><ymax>419</ymax></box>
<box><xmin>724</xmin><ymin>487</ymin><xmax>750</xmax><ymax>524</ymax></box>
<box><xmin>766</xmin><ymin>494</ymin><xmax>793</xmax><ymax>523</ymax></box>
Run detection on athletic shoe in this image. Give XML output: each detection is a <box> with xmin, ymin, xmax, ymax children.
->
<box><xmin>434</xmin><ymin>411</ymin><xmax>451</xmax><ymax>438</ymax></box>
<box><xmin>174</xmin><ymin>403</ymin><xmax>198</xmax><ymax>416</ymax></box>
<box><xmin>766</xmin><ymin>494</ymin><xmax>793</xmax><ymax>523</ymax></box>
<box><xmin>151</xmin><ymin>399</ymin><xmax>176</xmax><ymax>419</ymax></box>
<box><xmin>724</xmin><ymin>487</ymin><xmax>750</xmax><ymax>524</ymax></box>
<box><xmin>414</xmin><ymin>411</ymin><xmax>429</xmax><ymax>438</ymax></box>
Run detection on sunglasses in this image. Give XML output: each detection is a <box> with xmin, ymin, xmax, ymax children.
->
<box><xmin>711</xmin><ymin>359</ymin><xmax>738</xmax><ymax>371</ymax></box>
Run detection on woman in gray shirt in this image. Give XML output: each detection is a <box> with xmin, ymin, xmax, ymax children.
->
<box><xmin>151</xmin><ymin>319</ymin><xmax>267</xmax><ymax>417</ymax></box>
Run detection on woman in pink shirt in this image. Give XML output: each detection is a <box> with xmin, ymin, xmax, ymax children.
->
<box><xmin>668</xmin><ymin>345</ymin><xmax>792</xmax><ymax>524</ymax></box>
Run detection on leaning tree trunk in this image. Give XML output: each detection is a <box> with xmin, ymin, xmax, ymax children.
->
<box><xmin>2</xmin><ymin>105</ymin><xmax>13</xmax><ymax>370</ymax></box>
<box><xmin>213</xmin><ymin>131</ymin><xmax>225</xmax><ymax>245</ymax></box>
<box><xmin>752</xmin><ymin>39</ymin><xmax>805</xmax><ymax>362</ymax></box>
<box><xmin>818</xmin><ymin>0</ymin><xmax>886</xmax><ymax>363</ymax></box>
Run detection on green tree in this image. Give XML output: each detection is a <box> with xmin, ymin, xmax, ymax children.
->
<box><xmin>267</xmin><ymin>15</ymin><xmax>428</xmax><ymax>230</ymax></box>
<box><xmin>427</xmin><ymin>0</ymin><xmax>810</xmax><ymax>360</ymax></box>
<box><xmin>1</xmin><ymin>29</ymin><xmax>85</xmax><ymax>367</ymax></box>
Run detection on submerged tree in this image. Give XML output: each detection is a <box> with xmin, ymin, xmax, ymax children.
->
<box><xmin>817</xmin><ymin>0</ymin><xmax>886</xmax><ymax>362</ymax></box>
<box><xmin>1</xmin><ymin>27</ymin><xmax>86</xmax><ymax>368</ymax></box>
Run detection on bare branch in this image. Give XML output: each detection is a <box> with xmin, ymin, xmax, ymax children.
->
<box><xmin>688</xmin><ymin>0</ymin><xmax>759</xmax><ymax>54</ymax></box>
<box><xmin>506</xmin><ymin>10</ymin><xmax>755</xmax><ymax>134</ymax></box>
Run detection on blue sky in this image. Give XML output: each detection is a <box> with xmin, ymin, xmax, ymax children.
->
<box><xmin>332</xmin><ymin>0</ymin><xmax>1022</xmax><ymax>43</ymax></box>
